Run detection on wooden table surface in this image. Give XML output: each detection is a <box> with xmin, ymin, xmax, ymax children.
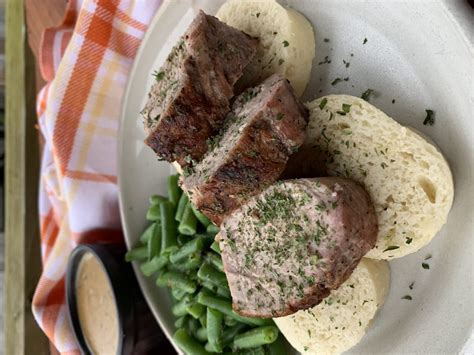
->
<box><xmin>4</xmin><ymin>1</ymin><xmax>66</xmax><ymax>355</ymax></box>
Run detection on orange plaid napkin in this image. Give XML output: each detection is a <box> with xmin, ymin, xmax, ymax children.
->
<box><xmin>33</xmin><ymin>0</ymin><xmax>162</xmax><ymax>353</ymax></box>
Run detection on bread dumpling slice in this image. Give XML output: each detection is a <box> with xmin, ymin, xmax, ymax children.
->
<box><xmin>274</xmin><ymin>258</ymin><xmax>390</xmax><ymax>355</ymax></box>
<box><xmin>303</xmin><ymin>95</ymin><xmax>454</xmax><ymax>259</ymax></box>
<box><xmin>217</xmin><ymin>0</ymin><xmax>315</xmax><ymax>96</ymax></box>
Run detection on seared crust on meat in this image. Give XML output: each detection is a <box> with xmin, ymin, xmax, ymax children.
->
<box><xmin>181</xmin><ymin>74</ymin><xmax>308</xmax><ymax>225</ymax></box>
<box><xmin>217</xmin><ymin>177</ymin><xmax>377</xmax><ymax>318</ymax></box>
<box><xmin>142</xmin><ymin>11</ymin><xmax>258</xmax><ymax>165</ymax></box>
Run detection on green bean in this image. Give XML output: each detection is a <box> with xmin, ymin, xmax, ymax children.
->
<box><xmin>187</xmin><ymin>317</ymin><xmax>200</xmax><ymax>339</ymax></box>
<box><xmin>139</xmin><ymin>223</ymin><xmax>155</xmax><ymax>244</ymax></box>
<box><xmin>178</xmin><ymin>202</ymin><xmax>198</xmax><ymax>236</ymax></box>
<box><xmin>206</xmin><ymin>252</ymin><xmax>224</xmax><ymax>272</ymax></box>
<box><xmin>206</xmin><ymin>308</ymin><xmax>224</xmax><ymax>353</ymax></box>
<box><xmin>124</xmin><ymin>246</ymin><xmax>148</xmax><ymax>262</ymax></box>
<box><xmin>160</xmin><ymin>201</ymin><xmax>178</xmax><ymax>254</ymax></box>
<box><xmin>207</xmin><ymin>223</ymin><xmax>220</xmax><ymax>235</ymax></box>
<box><xmin>197</xmin><ymin>234</ymin><xmax>215</xmax><ymax>248</ymax></box>
<box><xmin>147</xmin><ymin>222</ymin><xmax>161</xmax><ymax>259</ymax></box>
<box><xmin>204</xmin><ymin>342</ymin><xmax>215</xmax><ymax>353</ymax></box>
<box><xmin>167</xmin><ymin>174</ymin><xmax>181</xmax><ymax>206</ymax></box>
<box><xmin>173</xmin><ymin>328</ymin><xmax>210</xmax><ymax>355</ymax></box>
<box><xmin>140</xmin><ymin>254</ymin><xmax>168</xmax><ymax>276</ymax></box>
<box><xmin>197</xmin><ymin>263</ymin><xmax>228</xmax><ymax>290</ymax></box>
<box><xmin>170</xmin><ymin>238</ymin><xmax>204</xmax><ymax>264</ymax></box>
<box><xmin>199</xmin><ymin>313</ymin><xmax>207</xmax><ymax>328</ymax></box>
<box><xmin>191</xmin><ymin>204</ymin><xmax>211</xmax><ymax>227</ymax></box>
<box><xmin>156</xmin><ymin>271</ymin><xmax>197</xmax><ymax>294</ymax></box>
<box><xmin>200</xmin><ymin>280</ymin><xmax>230</xmax><ymax>299</ymax></box>
<box><xmin>197</xmin><ymin>291</ymin><xmax>272</xmax><ymax>327</ymax></box>
<box><xmin>171</xmin><ymin>287</ymin><xmax>187</xmax><ymax>301</ymax></box>
<box><xmin>196</xmin><ymin>327</ymin><xmax>208</xmax><ymax>342</ymax></box>
<box><xmin>200</xmin><ymin>280</ymin><xmax>218</xmax><ymax>294</ymax></box>
<box><xmin>222</xmin><ymin>323</ymin><xmax>247</xmax><ymax>345</ymax></box>
<box><xmin>175</xmin><ymin>193</ymin><xmax>189</xmax><ymax>222</ymax></box>
<box><xmin>146</xmin><ymin>204</ymin><xmax>163</xmax><ymax>221</ymax></box>
<box><xmin>216</xmin><ymin>285</ymin><xmax>231</xmax><ymax>299</ymax></box>
<box><xmin>210</xmin><ymin>241</ymin><xmax>221</xmax><ymax>255</ymax></box>
<box><xmin>186</xmin><ymin>301</ymin><xmax>206</xmax><ymax>319</ymax></box>
<box><xmin>224</xmin><ymin>314</ymin><xmax>238</xmax><ymax>327</ymax></box>
<box><xmin>172</xmin><ymin>294</ymin><xmax>193</xmax><ymax>317</ymax></box>
<box><xmin>174</xmin><ymin>315</ymin><xmax>188</xmax><ymax>328</ymax></box>
<box><xmin>177</xmin><ymin>233</ymin><xmax>188</xmax><ymax>246</ymax></box>
<box><xmin>168</xmin><ymin>253</ymin><xmax>202</xmax><ymax>273</ymax></box>
<box><xmin>233</xmin><ymin>326</ymin><xmax>279</xmax><ymax>349</ymax></box>
<box><xmin>149</xmin><ymin>194</ymin><xmax>167</xmax><ymax>205</ymax></box>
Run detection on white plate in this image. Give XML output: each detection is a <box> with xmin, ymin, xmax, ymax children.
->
<box><xmin>118</xmin><ymin>0</ymin><xmax>473</xmax><ymax>353</ymax></box>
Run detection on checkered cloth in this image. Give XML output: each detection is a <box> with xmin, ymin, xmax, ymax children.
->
<box><xmin>33</xmin><ymin>1</ymin><xmax>162</xmax><ymax>353</ymax></box>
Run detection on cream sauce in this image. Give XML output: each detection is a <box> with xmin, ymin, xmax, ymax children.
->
<box><xmin>76</xmin><ymin>253</ymin><xmax>119</xmax><ymax>355</ymax></box>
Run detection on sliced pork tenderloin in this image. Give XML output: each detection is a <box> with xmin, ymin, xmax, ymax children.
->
<box><xmin>216</xmin><ymin>177</ymin><xmax>378</xmax><ymax>318</ymax></box>
<box><xmin>181</xmin><ymin>74</ymin><xmax>308</xmax><ymax>225</ymax></box>
<box><xmin>141</xmin><ymin>10</ymin><xmax>258</xmax><ymax>166</ymax></box>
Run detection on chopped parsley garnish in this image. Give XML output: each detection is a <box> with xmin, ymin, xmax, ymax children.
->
<box><xmin>282</xmin><ymin>40</ymin><xmax>289</xmax><ymax>47</ymax></box>
<box><xmin>392</xmin><ymin>99</ymin><xmax>396</xmax><ymax>104</ymax></box>
<box><xmin>409</xmin><ymin>282</ymin><xmax>415</xmax><ymax>290</ymax></box>
<box><xmin>363</xmin><ymin>38</ymin><xmax>368</xmax><ymax>44</ymax></box>
<box><xmin>423</xmin><ymin>109</ymin><xmax>435</xmax><ymax>126</ymax></box>
<box><xmin>276</xmin><ymin>113</ymin><xmax>285</xmax><ymax>120</ymax></box>
<box><xmin>206</xmin><ymin>134</ymin><xmax>221</xmax><ymax>150</ymax></box>
<box><xmin>422</xmin><ymin>262</ymin><xmax>430</xmax><ymax>269</ymax></box>
<box><xmin>401</xmin><ymin>295</ymin><xmax>412</xmax><ymax>300</ymax></box>
<box><xmin>319</xmin><ymin>98</ymin><xmax>328</xmax><ymax>110</ymax></box>
<box><xmin>383</xmin><ymin>245</ymin><xmax>399</xmax><ymax>252</ymax></box>
<box><xmin>242</xmin><ymin>89</ymin><xmax>258</xmax><ymax>102</ymax></box>
<box><xmin>361</xmin><ymin>88</ymin><xmax>374</xmax><ymax>101</ymax></box>
<box><xmin>278</xmin><ymin>58</ymin><xmax>285</xmax><ymax>66</ymax></box>
<box><xmin>303</xmin><ymin>346</ymin><xmax>309</xmax><ymax>352</ymax></box>
<box><xmin>256</xmin><ymin>12</ymin><xmax>261</xmax><ymax>18</ymax></box>
<box><xmin>342</xmin><ymin>103</ymin><xmax>351</xmax><ymax>113</ymax></box>
<box><xmin>182</xmin><ymin>166</ymin><xmax>194</xmax><ymax>177</ymax></box>
<box><xmin>318</xmin><ymin>56</ymin><xmax>331</xmax><ymax>65</ymax></box>
<box><xmin>315</xmin><ymin>202</ymin><xmax>326</xmax><ymax>211</ymax></box>
<box><xmin>324</xmin><ymin>38</ymin><xmax>330</xmax><ymax>42</ymax></box>
<box><xmin>424</xmin><ymin>254</ymin><xmax>432</xmax><ymax>260</ymax></box>
<box><xmin>184</xmin><ymin>155</ymin><xmax>196</xmax><ymax>166</ymax></box>
<box><xmin>331</xmin><ymin>78</ymin><xmax>343</xmax><ymax>86</ymax></box>
<box><xmin>325</xmin><ymin>298</ymin><xmax>334</xmax><ymax>305</ymax></box>
<box><xmin>405</xmin><ymin>237</ymin><xmax>413</xmax><ymax>244</ymax></box>
<box><xmin>152</xmin><ymin>70</ymin><xmax>165</xmax><ymax>81</ymax></box>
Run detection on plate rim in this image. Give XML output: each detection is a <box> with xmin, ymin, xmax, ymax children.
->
<box><xmin>117</xmin><ymin>1</ymin><xmax>474</xmax><ymax>353</ymax></box>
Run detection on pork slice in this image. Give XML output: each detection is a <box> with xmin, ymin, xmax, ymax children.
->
<box><xmin>141</xmin><ymin>11</ymin><xmax>258</xmax><ymax>166</ymax></box>
<box><xmin>181</xmin><ymin>74</ymin><xmax>308</xmax><ymax>225</ymax></box>
<box><xmin>217</xmin><ymin>177</ymin><xmax>378</xmax><ymax>318</ymax></box>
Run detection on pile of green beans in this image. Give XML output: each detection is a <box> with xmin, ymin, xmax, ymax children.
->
<box><xmin>126</xmin><ymin>175</ymin><xmax>284</xmax><ymax>354</ymax></box>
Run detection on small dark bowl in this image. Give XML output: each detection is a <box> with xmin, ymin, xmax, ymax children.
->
<box><xmin>66</xmin><ymin>244</ymin><xmax>174</xmax><ymax>355</ymax></box>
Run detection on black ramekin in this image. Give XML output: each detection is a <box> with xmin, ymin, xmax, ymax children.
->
<box><xmin>66</xmin><ymin>244</ymin><xmax>174</xmax><ymax>355</ymax></box>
